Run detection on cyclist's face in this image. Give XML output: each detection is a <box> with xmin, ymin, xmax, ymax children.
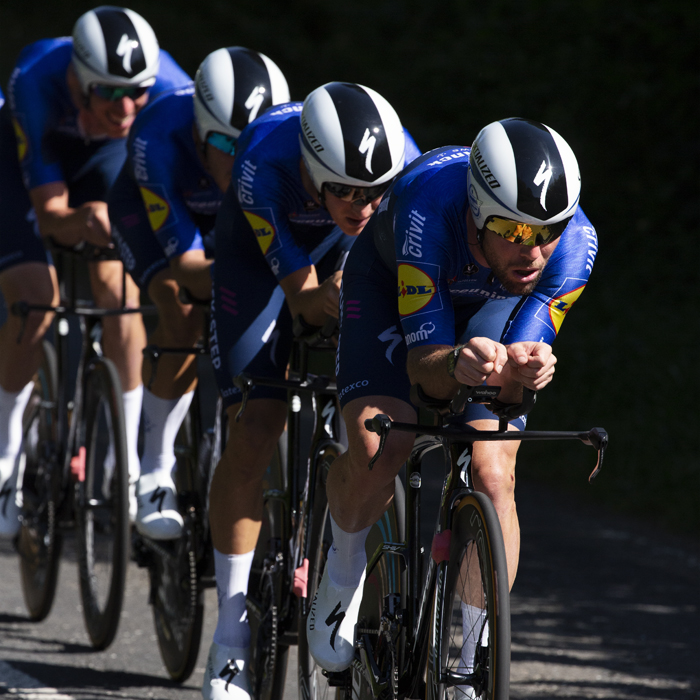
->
<box><xmin>481</xmin><ymin>227</ymin><xmax>560</xmax><ymax>295</ymax></box>
<box><xmin>87</xmin><ymin>92</ymin><xmax>149</xmax><ymax>138</ymax></box>
<box><xmin>324</xmin><ymin>191</ymin><xmax>380</xmax><ymax>237</ymax></box>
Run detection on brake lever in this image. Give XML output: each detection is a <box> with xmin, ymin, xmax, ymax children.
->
<box><xmin>582</xmin><ymin>427</ymin><xmax>608</xmax><ymax>482</ymax></box>
<box><xmin>233</xmin><ymin>374</ymin><xmax>254</xmax><ymax>421</ymax></box>
<box><xmin>364</xmin><ymin>414</ymin><xmax>392</xmax><ymax>471</ymax></box>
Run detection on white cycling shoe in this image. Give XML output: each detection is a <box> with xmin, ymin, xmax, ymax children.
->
<box><xmin>0</xmin><ymin>460</ymin><xmax>21</xmax><ymax>538</ymax></box>
<box><xmin>306</xmin><ymin>564</ymin><xmax>366</xmax><ymax>672</ymax></box>
<box><xmin>135</xmin><ymin>471</ymin><xmax>183</xmax><ymax>540</ymax></box>
<box><xmin>202</xmin><ymin>641</ymin><xmax>251</xmax><ymax>700</ymax></box>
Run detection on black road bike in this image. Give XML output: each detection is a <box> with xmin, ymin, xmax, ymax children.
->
<box><xmin>321</xmin><ymin>384</ymin><xmax>607</xmax><ymax>700</ymax></box>
<box><xmin>132</xmin><ymin>289</ymin><xmax>221</xmax><ymax>682</ymax></box>
<box><xmin>233</xmin><ymin>318</ymin><xmax>404</xmax><ymax>700</ymax></box>
<box><xmin>15</xmin><ymin>243</ymin><xmax>135</xmax><ymax>650</ymax></box>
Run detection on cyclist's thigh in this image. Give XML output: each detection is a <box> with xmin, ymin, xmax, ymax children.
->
<box><xmin>210</xmin><ymin>203</ymin><xmax>292</xmax><ymax>408</ymax></box>
<box><xmin>336</xmin><ymin>229</ymin><xmax>412</xmax><ymax>411</ymax></box>
<box><xmin>0</xmin><ymin>261</ymin><xmax>57</xmax><ymax>307</ymax></box>
<box><xmin>0</xmin><ymin>109</ymin><xmax>50</xmax><ymax>275</ymax></box>
<box><xmin>108</xmin><ymin>165</ymin><xmax>169</xmax><ymax>292</ymax></box>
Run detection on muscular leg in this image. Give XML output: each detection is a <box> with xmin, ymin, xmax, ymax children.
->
<box><xmin>468</xmin><ymin>418</ymin><xmax>521</xmax><ymax>589</ymax></box>
<box><xmin>208</xmin><ymin>400</ymin><xmax>287</xmax><ymax>649</ymax></box>
<box><xmin>88</xmin><ymin>258</ymin><xmax>145</xmax><ymax>392</ymax></box>
<box><xmin>0</xmin><ymin>262</ymin><xmax>59</xmax><ymax>391</ymax></box>
<box><xmin>143</xmin><ymin>268</ymin><xmax>205</xmax><ymax>399</ymax></box>
<box><xmin>0</xmin><ymin>262</ymin><xmax>58</xmax><ymax>535</ymax></box>
<box><xmin>326</xmin><ymin>395</ymin><xmax>416</xmax><ymax>533</ymax></box>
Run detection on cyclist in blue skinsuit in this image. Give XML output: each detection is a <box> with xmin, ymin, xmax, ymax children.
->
<box><xmin>307</xmin><ymin>118</ymin><xmax>599</xmax><ymax>676</ymax></box>
<box><xmin>108</xmin><ymin>47</ymin><xmax>289</xmax><ymax>541</ymax></box>
<box><xmin>203</xmin><ymin>82</ymin><xmax>421</xmax><ymax>700</ymax></box>
<box><xmin>0</xmin><ymin>6</ymin><xmax>190</xmax><ymax>537</ymax></box>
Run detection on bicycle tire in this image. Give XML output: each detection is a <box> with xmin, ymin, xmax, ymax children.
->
<box><xmin>248</xmin><ymin>436</ymin><xmax>290</xmax><ymax>700</ymax></box>
<box><xmin>75</xmin><ymin>357</ymin><xmax>130</xmax><ymax>650</ymax></box>
<box><xmin>151</xmin><ymin>402</ymin><xmax>206</xmax><ymax>682</ymax></box>
<box><xmin>17</xmin><ymin>340</ymin><xmax>62</xmax><ymax>621</ymax></box>
<box><xmin>345</xmin><ymin>475</ymin><xmax>406</xmax><ymax>700</ymax></box>
<box><xmin>427</xmin><ymin>491</ymin><xmax>511</xmax><ymax>700</ymax></box>
<box><xmin>297</xmin><ymin>441</ymin><xmax>345</xmax><ymax>700</ymax></box>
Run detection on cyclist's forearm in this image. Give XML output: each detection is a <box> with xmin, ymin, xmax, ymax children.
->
<box><xmin>288</xmin><ymin>285</ymin><xmax>335</xmax><ymax>326</ymax></box>
<box><xmin>406</xmin><ymin>345</ymin><xmax>460</xmax><ymax>399</ymax></box>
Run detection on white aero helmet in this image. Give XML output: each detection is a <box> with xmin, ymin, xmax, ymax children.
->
<box><xmin>468</xmin><ymin>118</ymin><xmax>581</xmax><ymax>232</ymax></box>
<box><xmin>193</xmin><ymin>47</ymin><xmax>290</xmax><ymax>142</ymax></box>
<box><xmin>72</xmin><ymin>6</ymin><xmax>160</xmax><ymax>93</ymax></box>
<box><xmin>300</xmin><ymin>82</ymin><xmax>406</xmax><ymax>191</ymax></box>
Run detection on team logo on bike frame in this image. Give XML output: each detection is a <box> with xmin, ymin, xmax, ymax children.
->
<box><xmin>397</xmin><ymin>263</ymin><xmax>438</xmax><ymax>317</ymax></box>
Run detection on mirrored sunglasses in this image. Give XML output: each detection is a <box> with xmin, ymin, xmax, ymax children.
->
<box><xmin>324</xmin><ymin>181</ymin><xmax>389</xmax><ymax>205</ymax></box>
<box><xmin>207</xmin><ymin>131</ymin><xmax>237</xmax><ymax>156</ymax></box>
<box><xmin>484</xmin><ymin>216</ymin><xmax>568</xmax><ymax>247</ymax></box>
<box><xmin>91</xmin><ymin>84</ymin><xmax>149</xmax><ymax>101</ymax></box>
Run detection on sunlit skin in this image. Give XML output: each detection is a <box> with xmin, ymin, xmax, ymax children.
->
<box><xmin>323</xmin><ymin>191</ymin><xmax>381</xmax><ymax>236</ymax></box>
<box><xmin>466</xmin><ymin>209</ymin><xmax>560</xmax><ymax>295</ymax></box>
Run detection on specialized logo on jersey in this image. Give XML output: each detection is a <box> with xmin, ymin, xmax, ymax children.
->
<box><xmin>397</xmin><ymin>263</ymin><xmax>437</xmax><ymax>317</ymax></box>
<box><xmin>12</xmin><ymin>118</ymin><xmax>28</xmax><ymax>162</ymax></box>
<box><xmin>535</xmin><ymin>277</ymin><xmax>587</xmax><ymax>335</ymax></box>
<box><xmin>244</xmin><ymin>210</ymin><xmax>276</xmax><ymax>255</ymax></box>
<box><xmin>139</xmin><ymin>187</ymin><xmax>171</xmax><ymax>231</ymax></box>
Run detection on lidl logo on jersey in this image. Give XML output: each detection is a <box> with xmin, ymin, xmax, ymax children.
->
<box><xmin>397</xmin><ymin>262</ymin><xmax>441</xmax><ymax>317</ymax></box>
<box><xmin>139</xmin><ymin>186</ymin><xmax>174</xmax><ymax>232</ymax></box>
<box><xmin>536</xmin><ymin>278</ymin><xmax>587</xmax><ymax>334</ymax></box>
<box><xmin>244</xmin><ymin>209</ymin><xmax>279</xmax><ymax>256</ymax></box>
<box><xmin>12</xmin><ymin>118</ymin><xmax>28</xmax><ymax>162</ymax></box>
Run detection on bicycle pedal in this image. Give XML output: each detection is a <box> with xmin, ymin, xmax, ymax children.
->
<box><xmin>322</xmin><ymin>670</ymin><xmax>348</xmax><ymax>687</ymax></box>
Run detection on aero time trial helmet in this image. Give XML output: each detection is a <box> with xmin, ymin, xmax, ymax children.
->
<box><xmin>468</xmin><ymin>118</ymin><xmax>581</xmax><ymax>244</ymax></box>
<box><xmin>300</xmin><ymin>82</ymin><xmax>406</xmax><ymax>196</ymax></box>
<box><xmin>193</xmin><ymin>47</ymin><xmax>290</xmax><ymax>144</ymax></box>
<box><xmin>72</xmin><ymin>6</ymin><xmax>160</xmax><ymax>94</ymax></box>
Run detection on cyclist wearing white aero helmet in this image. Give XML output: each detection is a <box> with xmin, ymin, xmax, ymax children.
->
<box><xmin>309</xmin><ymin>118</ymin><xmax>598</xmax><ymax>674</ymax></box>
<box><xmin>108</xmin><ymin>47</ymin><xmax>289</xmax><ymax>540</ymax></box>
<box><xmin>0</xmin><ymin>6</ymin><xmax>190</xmax><ymax>537</ymax></box>
<box><xmin>203</xmin><ymin>82</ymin><xmax>420</xmax><ymax>699</ymax></box>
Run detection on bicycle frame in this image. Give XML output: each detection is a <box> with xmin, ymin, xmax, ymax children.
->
<box><xmin>235</xmin><ymin>331</ymin><xmax>344</xmax><ymax>637</ymax></box>
<box><xmin>358</xmin><ymin>393</ymin><xmax>608</xmax><ymax>698</ymax></box>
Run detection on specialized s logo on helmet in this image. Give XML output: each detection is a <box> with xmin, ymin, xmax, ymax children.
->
<box><xmin>116</xmin><ymin>34</ymin><xmax>140</xmax><ymax>74</ymax></box>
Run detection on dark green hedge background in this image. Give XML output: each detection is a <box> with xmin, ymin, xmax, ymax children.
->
<box><xmin>2</xmin><ymin>1</ymin><xmax>698</xmax><ymax>532</ymax></box>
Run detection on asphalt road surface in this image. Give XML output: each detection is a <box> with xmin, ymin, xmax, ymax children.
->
<box><xmin>1</xmin><ymin>477</ymin><xmax>698</xmax><ymax>699</ymax></box>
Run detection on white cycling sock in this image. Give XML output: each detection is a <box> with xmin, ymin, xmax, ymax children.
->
<box><xmin>122</xmin><ymin>384</ymin><xmax>143</xmax><ymax>485</ymax></box>
<box><xmin>213</xmin><ymin>548</ymin><xmax>254</xmax><ymax>648</ymax></box>
<box><xmin>140</xmin><ymin>390</ymin><xmax>193</xmax><ymax>479</ymax></box>
<box><xmin>326</xmin><ymin>514</ymin><xmax>372</xmax><ymax>588</ymax></box>
<box><xmin>460</xmin><ymin>603</ymin><xmax>487</xmax><ymax>674</ymax></box>
<box><xmin>0</xmin><ymin>381</ymin><xmax>34</xmax><ymax>483</ymax></box>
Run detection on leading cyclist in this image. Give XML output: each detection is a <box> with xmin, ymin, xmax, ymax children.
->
<box><xmin>108</xmin><ymin>47</ymin><xmax>289</xmax><ymax>540</ymax></box>
<box><xmin>307</xmin><ymin>119</ymin><xmax>599</xmax><ymax>676</ymax></box>
<box><xmin>204</xmin><ymin>82</ymin><xmax>421</xmax><ymax>699</ymax></box>
<box><xmin>0</xmin><ymin>6</ymin><xmax>191</xmax><ymax>537</ymax></box>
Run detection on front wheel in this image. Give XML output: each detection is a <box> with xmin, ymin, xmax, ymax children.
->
<box><xmin>297</xmin><ymin>441</ymin><xmax>344</xmax><ymax>700</ymax></box>
<box><xmin>17</xmin><ymin>341</ymin><xmax>61</xmax><ymax>621</ymax></box>
<box><xmin>75</xmin><ymin>357</ymin><xmax>130</xmax><ymax>650</ymax></box>
<box><xmin>428</xmin><ymin>491</ymin><xmax>511</xmax><ymax>700</ymax></box>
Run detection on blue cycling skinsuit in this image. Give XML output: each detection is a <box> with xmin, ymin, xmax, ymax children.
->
<box><xmin>108</xmin><ymin>85</ymin><xmax>224</xmax><ymax>291</ymax></box>
<box><xmin>0</xmin><ymin>37</ymin><xmax>190</xmax><ymax>273</ymax></box>
<box><xmin>210</xmin><ymin>102</ymin><xmax>422</xmax><ymax>405</ymax></box>
<box><xmin>335</xmin><ymin>146</ymin><xmax>599</xmax><ymax>427</ymax></box>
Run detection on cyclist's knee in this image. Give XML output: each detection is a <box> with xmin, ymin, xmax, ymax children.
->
<box><xmin>0</xmin><ymin>264</ymin><xmax>58</xmax><ymax>339</ymax></box>
<box><xmin>471</xmin><ymin>441</ymin><xmax>517</xmax><ymax>505</ymax></box>
<box><xmin>149</xmin><ymin>275</ymin><xmax>204</xmax><ymax>343</ymax></box>
<box><xmin>88</xmin><ymin>261</ymin><xmax>139</xmax><ymax>309</ymax></box>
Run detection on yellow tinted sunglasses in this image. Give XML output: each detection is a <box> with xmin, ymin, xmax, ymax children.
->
<box><xmin>485</xmin><ymin>216</ymin><xmax>566</xmax><ymax>247</ymax></box>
